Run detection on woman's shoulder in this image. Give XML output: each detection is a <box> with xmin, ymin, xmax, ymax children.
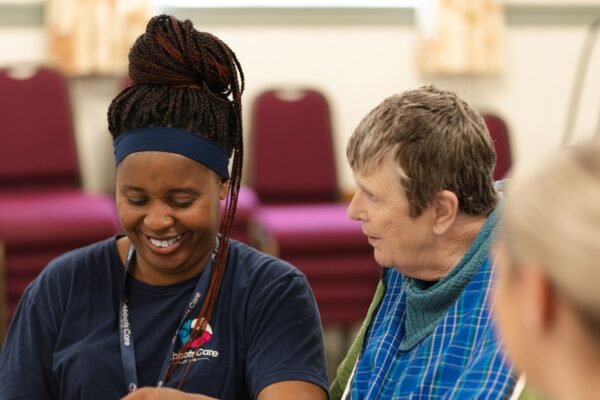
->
<box><xmin>17</xmin><ymin>236</ymin><xmax>121</xmax><ymax>322</ymax></box>
<box><xmin>47</xmin><ymin>236</ymin><xmax>119</xmax><ymax>270</ymax></box>
<box><xmin>225</xmin><ymin>240</ymin><xmax>319</xmax><ymax>321</ymax></box>
<box><xmin>34</xmin><ymin>236</ymin><xmax>121</xmax><ymax>289</ymax></box>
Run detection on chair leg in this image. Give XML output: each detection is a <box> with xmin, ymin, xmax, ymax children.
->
<box><xmin>324</xmin><ymin>325</ymin><xmax>346</xmax><ymax>384</ymax></box>
<box><xmin>249</xmin><ymin>220</ymin><xmax>280</xmax><ymax>257</ymax></box>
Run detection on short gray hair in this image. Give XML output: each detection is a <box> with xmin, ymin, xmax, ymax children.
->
<box><xmin>347</xmin><ymin>85</ymin><xmax>497</xmax><ymax>217</ymax></box>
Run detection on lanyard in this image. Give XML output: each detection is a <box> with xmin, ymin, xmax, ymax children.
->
<box><xmin>118</xmin><ymin>245</ymin><xmax>214</xmax><ymax>393</ymax></box>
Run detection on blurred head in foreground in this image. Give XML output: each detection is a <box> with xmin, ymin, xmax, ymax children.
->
<box><xmin>494</xmin><ymin>143</ymin><xmax>600</xmax><ymax>400</ymax></box>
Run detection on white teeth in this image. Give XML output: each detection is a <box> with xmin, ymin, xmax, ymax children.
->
<box><xmin>149</xmin><ymin>234</ymin><xmax>182</xmax><ymax>248</ymax></box>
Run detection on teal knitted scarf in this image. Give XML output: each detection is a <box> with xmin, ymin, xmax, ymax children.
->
<box><xmin>400</xmin><ymin>207</ymin><xmax>499</xmax><ymax>351</ymax></box>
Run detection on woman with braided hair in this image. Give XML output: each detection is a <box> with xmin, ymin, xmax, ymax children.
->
<box><xmin>0</xmin><ymin>15</ymin><xmax>328</xmax><ymax>400</ymax></box>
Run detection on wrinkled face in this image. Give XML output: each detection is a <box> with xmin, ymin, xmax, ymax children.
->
<box><xmin>347</xmin><ymin>156</ymin><xmax>436</xmax><ymax>279</ymax></box>
<box><xmin>116</xmin><ymin>151</ymin><xmax>228</xmax><ymax>285</ymax></box>
<box><xmin>492</xmin><ymin>239</ymin><xmax>533</xmax><ymax>377</ymax></box>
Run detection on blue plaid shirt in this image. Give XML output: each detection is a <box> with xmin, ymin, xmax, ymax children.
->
<box><xmin>351</xmin><ymin>226</ymin><xmax>515</xmax><ymax>399</ymax></box>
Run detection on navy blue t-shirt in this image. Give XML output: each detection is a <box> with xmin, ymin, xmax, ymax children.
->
<box><xmin>0</xmin><ymin>237</ymin><xmax>328</xmax><ymax>399</ymax></box>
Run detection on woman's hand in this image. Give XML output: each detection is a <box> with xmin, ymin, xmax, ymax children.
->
<box><xmin>121</xmin><ymin>387</ymin><xmax>217</xmax><ymax>400</ymax></box>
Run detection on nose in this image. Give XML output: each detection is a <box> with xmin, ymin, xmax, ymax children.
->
<box><xmin>144</xmin><ymin>202</ymin><xmax>174</xmax><ymax>230</ymax></box>
<box><xmin>347</xmin><ymin>191</ymin><xmax>365</xmax><ymax>222</ymax></box>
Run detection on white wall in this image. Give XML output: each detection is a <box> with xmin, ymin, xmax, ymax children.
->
<box><xmin>1</xmin><ymin>9</ymin><xmax>599</xmax><ymax>193</ymax></box>
<box><xmin>219</xmin><ymin>23</ymin><xmax>600</xmax><ymax>193</ymax></box>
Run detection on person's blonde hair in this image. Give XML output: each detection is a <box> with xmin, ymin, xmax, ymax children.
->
<box><xmin>503</xmin><ymin>143</ymin><xmax>600</xmax><ymax>333</ymax></box>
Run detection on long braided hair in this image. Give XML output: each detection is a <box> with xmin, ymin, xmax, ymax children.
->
<box><xmin>108</xmin><ymin>15</ymin><xmax>244</xmax><ymax>387</ymax></box>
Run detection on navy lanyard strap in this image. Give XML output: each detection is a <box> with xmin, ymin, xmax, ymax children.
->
<box><xmin>118</xmin><ymin>245</ymin><xmax>214</xmax><ymax>393</ymax></box>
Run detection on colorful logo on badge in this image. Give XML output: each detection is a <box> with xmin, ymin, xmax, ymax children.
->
<box><xmin>177</xmin><ymin>318</ymin><xmax>213</xmax><ymax>348</ymax></box>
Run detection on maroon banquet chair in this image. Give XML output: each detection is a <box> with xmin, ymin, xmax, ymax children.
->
<box><xmin>250</xmin><ymin>89</ymin><xmax>338</xmax><ymax>204</ymax></box>
<box><xmin>0</xmin><ymin>67</ymin><xmax>121</xmax><ymax>328</ymax></box>
<box><xmin>482</xmin><ymin>113</ymin><xmax>513</xmax><ymax>180</ymax></box>
<box><xmin>248</xmin><ymin>88</ymin><xmax>380</xmax><ymax>327</ymax></box>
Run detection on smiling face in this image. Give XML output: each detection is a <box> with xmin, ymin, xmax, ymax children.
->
<box><xmin>116</xmin><ymin>151</ymin><xmax>228</xmax><ymax>285</ymax></box>
<box><xmin>347</xmin><ymin>155</ymin><xmax>438</xmax><ymax>279</ymax></box>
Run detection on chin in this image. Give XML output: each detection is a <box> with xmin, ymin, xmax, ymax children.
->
<box><xmin>373</xmin><ymin>252</ymin><xmax>390</xmax><ymax>268</ymax></box>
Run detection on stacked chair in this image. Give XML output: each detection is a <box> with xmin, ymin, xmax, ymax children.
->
<box><xmin>248</xmin><ymin>88</ymin><xmax>380</xmax><ymax>327</ymax></box>
<box><xmin>482</xmin><ymin>113</ymin><xmax>513</xmax><ymax>180</ymax></box>
<box><xmin>0</xmin><ymin>67</ymin><xmax>121</xmax><ymax>329</ymax></box>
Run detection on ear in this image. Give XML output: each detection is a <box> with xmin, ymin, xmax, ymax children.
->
<box><xmin>521</xmin><ymin>263</ymin><xmax>557</xmax><ymax>334</ymax></box>
<box><xmin>431</xmin><ymin>190</ymin><xmax>459</xmax><ymax>235</ymax></box>
<box><xmin>219</xmin><ymin>179</ymin><xmax>230</xmax><ymax>201</ymax></box>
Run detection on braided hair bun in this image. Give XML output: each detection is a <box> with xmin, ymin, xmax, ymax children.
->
<box><xmin>108</xmin><ymin>14</ymin><xmax>244</xmax><ymax>153</ymax></box>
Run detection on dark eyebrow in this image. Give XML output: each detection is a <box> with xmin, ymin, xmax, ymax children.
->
<box><xmin>121</xmin><ymin>185</ymin><xmax>145</xmax><ymax>193</ymax></box>
<box><xmin>120</xmin><ymin>186</ymin><xmax>201</xmax><ymax>196</ymax></box>
<box><xmin>167</xmin><ymin>188</ymin><xmax>201</xmax><ymax>196</ymax></box>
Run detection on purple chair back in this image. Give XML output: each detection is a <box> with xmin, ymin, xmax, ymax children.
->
<box><xmin>0</xmin><ymin>67</ymin><xmax>121</xmax><ymax>328</ymax></box>
<box><xmin>0</xmin><ymin>67</ymin><xmax>80</xmax><ymax>189</ymax></box>
<box><xmin>249</xmin><ymin>89</ymin><xmax>338</xmax><ymax>204</ymax></box>
<box><xmin>483</xmin><ymin>113</ymin><xmax>512</xmax><ymax>180</ymax></box>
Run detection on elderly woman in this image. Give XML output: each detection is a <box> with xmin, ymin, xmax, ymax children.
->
<box><xmin>0</xmin><ymin>15</ymin><xmax>328</xmax><ymax>400</ymax></box>
<box><xmin>494</xmin><ymin>144</ymin><xmax>600</xmax><ymax>400</ymax></box>
<box><xmin>331</xmin><ymin>85</ymin><xmax>517</xmax><ymax>399</ymax></box>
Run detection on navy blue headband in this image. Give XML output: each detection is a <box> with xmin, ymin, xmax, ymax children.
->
<box><xmin>113</xmin><ymin>127</ymin><xmax>230</xmax><ymax>179</ymax></box>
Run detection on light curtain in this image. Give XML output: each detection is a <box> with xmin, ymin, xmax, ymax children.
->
<box><xmin>417</xmin><ymin>0</ymin><xmax>506</xmax><ymax>76</ymax></box>
<box><xmin>46</xmin><ymin>0</ymin><xmax>151</xmax><ymax>76</ymax></box>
